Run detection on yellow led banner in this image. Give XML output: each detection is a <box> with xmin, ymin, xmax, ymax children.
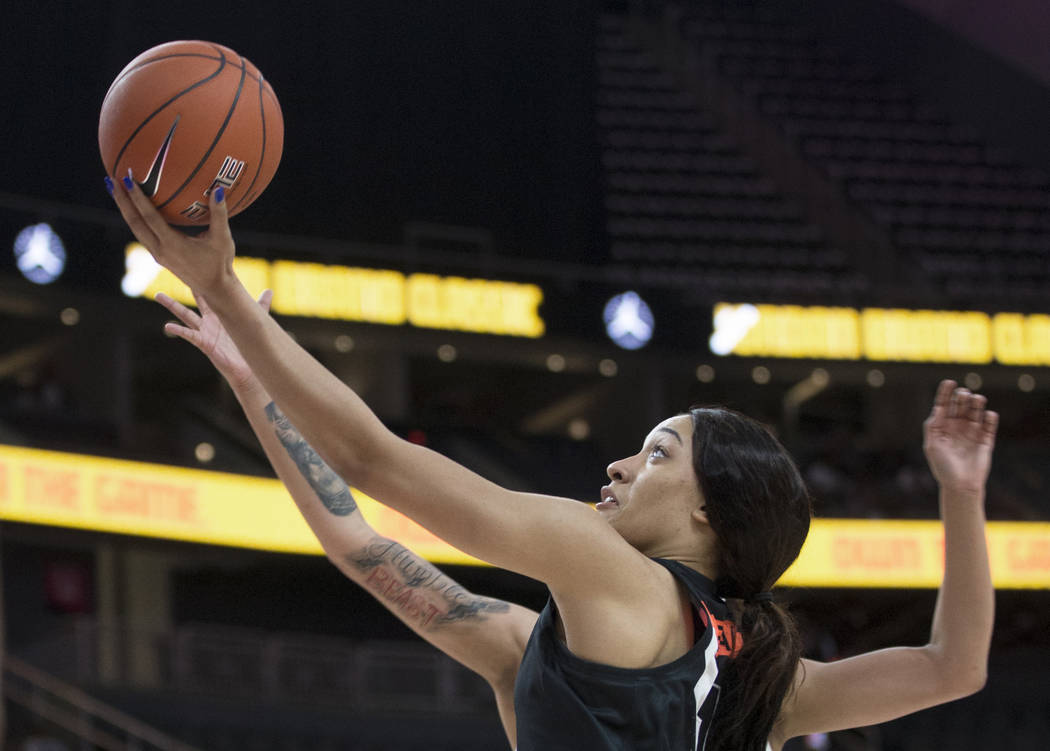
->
<box><xmin>1</xmin><ymin>445</ymin><xmax>1047</xmax><ymax>588</ymax></box>
<box><xmin>781</xmin><ymin>519</ymin><xmax>1050</xmax><ymax>589</ymax></box>
<box><xmin>123</xmin><ymin>245</ymin><xmax>545</xmax><ymax>338</ymax></box>
<box><xmin>713</xmin><ymin>303</ymin><xmax>1050</xmax><ymax>365</ymax></box>
<box><xmin>0</xmin><ymin>444</ymin><xmax>481</xmax><ymax>565</ymax></box>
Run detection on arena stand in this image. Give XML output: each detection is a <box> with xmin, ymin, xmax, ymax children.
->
<box><xmin>679</xmin><ymin>0</ymin><xmax>1050</xmax><ymax>306</ymax></box>
<box><xmin>598</xmin><ymin>13</ymin><xmax>869</xmax><ymax>303</ymax></box>
<box><xmin>1</xmin><ymin>1</ymin><xmax>1048</xmax><ymax>749</ymax></box>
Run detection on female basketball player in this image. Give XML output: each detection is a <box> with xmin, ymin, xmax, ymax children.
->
<box><xmin>114</xmin><ymin>181</ymin><xmax>997</xmax><ymax>750</ymax></box>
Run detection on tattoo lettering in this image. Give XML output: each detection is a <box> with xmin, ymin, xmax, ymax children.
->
<box><xmin>264</xmin><ymin>402</ymin><xmax>357</xmax><ymax>516</ymax></box>
<box><xmin>351</xmin><ymin>538</ymin><xmax>510</xmax><ymax>630</ymax></box>
<box><xmin>361</xmin><ymin>567</ymin><xmax>443</xmax><ymax>627</ymax></box>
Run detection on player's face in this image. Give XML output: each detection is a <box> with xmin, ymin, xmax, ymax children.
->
<box><xmin>598</xmin><ymin>414</ymin><xmax>705</xmax><ymax>552</ymax></box>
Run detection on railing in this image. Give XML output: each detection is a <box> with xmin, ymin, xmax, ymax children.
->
<box><xmin>67</xmin><ymin>619</ymin><xmax>491</xmax><ymax>715</ymax></box>
<box><xmin>3</xmin><ymin>653</ymin><xmax>202</xmax><ymax>751</ymax></box>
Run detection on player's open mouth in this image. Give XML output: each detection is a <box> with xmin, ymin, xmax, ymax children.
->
<box><xmin>596</xmin><ymin>487</ymin><xmax>620</xmax><ymax>510</ymax></box>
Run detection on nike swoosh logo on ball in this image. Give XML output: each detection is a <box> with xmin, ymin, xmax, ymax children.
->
<box><xmin>136</xmin><ymin>116</ymin><xmax>180</xmax><ymax>198</ymax></box>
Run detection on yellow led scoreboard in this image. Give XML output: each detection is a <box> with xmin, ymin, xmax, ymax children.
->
<box><xmin>712</xmin><ymin>303</ymin><xmax>1050</xmax><ymax>365</ymax></box>
<box><xmin>126</xmin><ymin>243</ymin><xmax>1050</xmax><ymax>366</ymax></box>
<box><xmin>124</xmin><ymin>244</ymin><xmax>545</xmax><ymax>338</ymax></box>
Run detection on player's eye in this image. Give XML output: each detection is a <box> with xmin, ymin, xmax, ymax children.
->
<box><xmin>648</xmin><ymin>444</ymin><xmax>668</xmax><ymax>460</ymax></box>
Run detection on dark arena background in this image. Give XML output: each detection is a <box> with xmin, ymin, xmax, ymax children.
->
<box><xmin>1</xmin><ymin>0</ymin><xmax>1049</xmax><ymax>749</ymax></box>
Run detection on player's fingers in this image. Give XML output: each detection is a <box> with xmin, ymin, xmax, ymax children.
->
<box><xmin>929</xmin><ymin>379</ymin><xmax>955</xmax><ymax>418</ymax></box>
<box><xmin>923</xmin><ymin>380</ymin><xmax>954</xmax><ymax>435</ymax></box>
<box><xmin>967</xmin><ymin>393</ymin><xmax>987</xmax><ymax>422</ymax></box>
<box><xmin>207</xmin><ymin>186</ymin><xmax>234</xmax><ymax>248</ymax></box>
<box><xmin>163</xmin><ymin>322</ymin><xmax>202</xmax><ymax>347</ymax></box>
<box><xmin>195</xmin><ymin>292</ymin><xmax>214</xmax><ymax>318</ymax></box>
<box><xmin>121</xmin><ymin>170</ymin><xmax>178</xmax><ymax>247</ymax></box>
<box><xmin>155</xmin><ymin>292</ymin><xmax>201</xmax><ymax>329</ymax></box>
<box><xmin>982</xmin><ymin>410</ymin><xmax>1000</xmax><ymax>446</ymax></box>
<box><xmin>951</xmin><ymin>386</ymin><xmax>972</xmax><ymax>419</ymax></box>
<box><xmin>962</xmin><ymin>393</ymin><xmax>989</xmax><ymax>442</ymax></box>
<box><xmin>257</xmin><ymin>288</ymin><xmax>273</xmax><ymax>313</ymax></box>
<box><xmin>108</xmin><ymin>174</ymin><xmax>160</xmax><ymax>249</ymax></box>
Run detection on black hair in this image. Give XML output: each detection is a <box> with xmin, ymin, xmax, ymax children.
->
<box><xmin>689</xmin><ymin>406</ymin><xmax>812</xmax><ymax>751</ymax></box>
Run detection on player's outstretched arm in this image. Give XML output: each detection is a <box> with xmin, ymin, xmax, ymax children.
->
<box><xmin>155</xmin><ymin>291</ymin><xmax>535</xmax><ymax>747</ymax></box>
<box><xmin>774</xmin><ymin>380</ymin><xmax>997</xmax><ymax>744</ymax></box>
<box><xmin>111</xmin><ymin>179</ymin><xmax>659</xmax><ymax>620</ymax></box>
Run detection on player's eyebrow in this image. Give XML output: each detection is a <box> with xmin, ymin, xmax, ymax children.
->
<box><xmin>657</xmin><ymin>427</ymin><xmax>683</xmax><ymax>445</ymax></box>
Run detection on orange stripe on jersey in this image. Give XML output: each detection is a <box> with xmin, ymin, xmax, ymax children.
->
<box><xmin>697</xmin><ymin>602</ymin><xmax>743</xmax><ymax>658</ymax></box>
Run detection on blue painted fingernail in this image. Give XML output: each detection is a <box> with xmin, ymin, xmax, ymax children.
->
<box><xmin>214</xmin><ymin>186</ymin><xmax>225</xmax><ymax>203</ymax></box>
<box><xmin>104</xmin><ymin>176</ymin><xmax>114</xmax><ymax>195</ymax></box>
<box><xmin>122</xmin><ymin>175</ymin><xmax>134</xmax><ymax>191</ymax></box>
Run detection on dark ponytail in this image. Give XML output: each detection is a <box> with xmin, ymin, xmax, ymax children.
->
<box><xmin>689</xmin><ymin>408</ymin><xmax>812</xmax><ymax>751</ymax></box>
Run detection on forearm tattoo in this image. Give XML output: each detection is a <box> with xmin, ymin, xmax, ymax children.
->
<box><xmin>265</xmin><ymin>402</ymin><xmax>357</xmax><ymax>516</ymax></box>
<box><xmin>351</xmin><ymin>539</ymin><xmax>510</xmax><ymax>630</ymax></box>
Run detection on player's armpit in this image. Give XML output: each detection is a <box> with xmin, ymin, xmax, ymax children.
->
<box><xmin>776</xmin><ymin>650</ymin><xmax>985</xmax><ymax>741</ymax></box>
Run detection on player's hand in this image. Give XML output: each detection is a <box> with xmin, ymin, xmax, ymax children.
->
<box><xmin>922</xmin><ymin>380</ymin><xmax>998</xmax><ymax>497</ymax></box>
<box><xmin>107</xmin><ymin>171</ymin><xmax>235</xmax><ymax>296</ymax></box>
<box><xmin>155</xmin><ymin>288</ymin><xmax>273</xmax><ymax>391</ymax></box>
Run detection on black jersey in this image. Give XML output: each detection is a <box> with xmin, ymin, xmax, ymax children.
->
<box><xmin>513</xmin><ymin>559</ymin><xmax>742</xmax><ymax>751</ymax></box>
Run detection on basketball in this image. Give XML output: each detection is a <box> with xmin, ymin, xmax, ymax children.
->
<box><xmin>99</xmin><ymin>40</ymin><xmax>283</xmax><ymax>226</ymax></box>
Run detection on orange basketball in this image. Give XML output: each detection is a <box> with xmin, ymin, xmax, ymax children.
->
<box><xmin>99</xmin><ymin>40</ymin><xmax>283</xmax><ymax>226</ymax></box>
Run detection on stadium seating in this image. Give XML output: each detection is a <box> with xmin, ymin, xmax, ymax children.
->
<box><xmin>597</xmin><ymin>13</ymin><xmax>868</xmax><ymax>302</ymax></box>
<box><xmin>677</xmin><ymin>0</ymin><xmax>1050</xmax><ymax>303</ymax></box>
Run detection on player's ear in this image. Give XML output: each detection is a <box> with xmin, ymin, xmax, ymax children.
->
<box><xmin>691</xmin><ymin>504</ymin><xmax>710</xmax><ymax>525</ymax></box>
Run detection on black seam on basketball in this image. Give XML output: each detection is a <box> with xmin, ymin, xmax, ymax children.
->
<box><xmin>231</xmin><ymin>74</ymin><xmax>267</xmax><ymax>212</ymax></box>
<box><xmin>156</xmin><ymin>47</ymin><xmax>247</xmax><ymax>211</ymax></box>
<box><xmin>109</xmin><ymin>54</ymin><xmax>227</xmax><ymax>178</ymax></box>
<box><xmin>103</xmin><ymin>53</ymin><xmax>220</xmax><ymax>106</ymax></box>
<box><xmin>104</xmin><ymin>52</ymin><xmax>265</xmax><ymax>102</ymax></box>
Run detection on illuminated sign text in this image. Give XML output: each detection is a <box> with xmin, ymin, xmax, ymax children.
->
<box><xmin>125</xmin><ymin>246</ymin><xmax>545</xmax><ymax>338</ymax></box>
<box><xmin>713</xmin><ymin>303</ymin><xmax>1050</xmax><ymax>365</ymax></box>
<box><xmin>2</xmin><ymin>445</ymin><xmax>1048</xmax><ymax>588</ymax></box>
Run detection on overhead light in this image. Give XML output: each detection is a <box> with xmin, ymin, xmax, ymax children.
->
<box><xmin>334</xmin><ymin>335</ymin><xmax>354</xmax><ymax>353</ymax></box>
<box><xmin>567</xmin><ymin>418</ymin><xmax>590</xmax><ymax>441</ymax></box>
<box><xmin>14</xmin><ymin>223</ymin><xmax>66</xmax><ymax>284</ymax></box>
<box><xmin>121</xmin><ymin>242</ymin><xmax>162</xmax><ymax>297</ymax></box>
<box><xmin>194</xmin><ymin>442</ymin><xmax>215</xmax><ymax>463</ymax></box>
<box><xmin>709</xmin><ymin>303</ymin><xmax>759</xmax><ymax>355</ymax></box>
<box><xmin>437</xmin><ymin>344</ymin><xmax>457</xmax><ymax>362</ymax></box>
<box><xmin>603</xmin><ymin>291</ymin><xmax>654</xmax><ymax>350</ymax></box>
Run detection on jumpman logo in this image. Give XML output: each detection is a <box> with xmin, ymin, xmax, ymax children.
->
<box><xmin>607</xmin><ymin>292</ymin><xmax>653</xmax><ymax>341</ymax></box>
<box><xmin>15</xmin><ymin>224</ymin><xmax>65</xmax><ymax>282</ymax></box>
